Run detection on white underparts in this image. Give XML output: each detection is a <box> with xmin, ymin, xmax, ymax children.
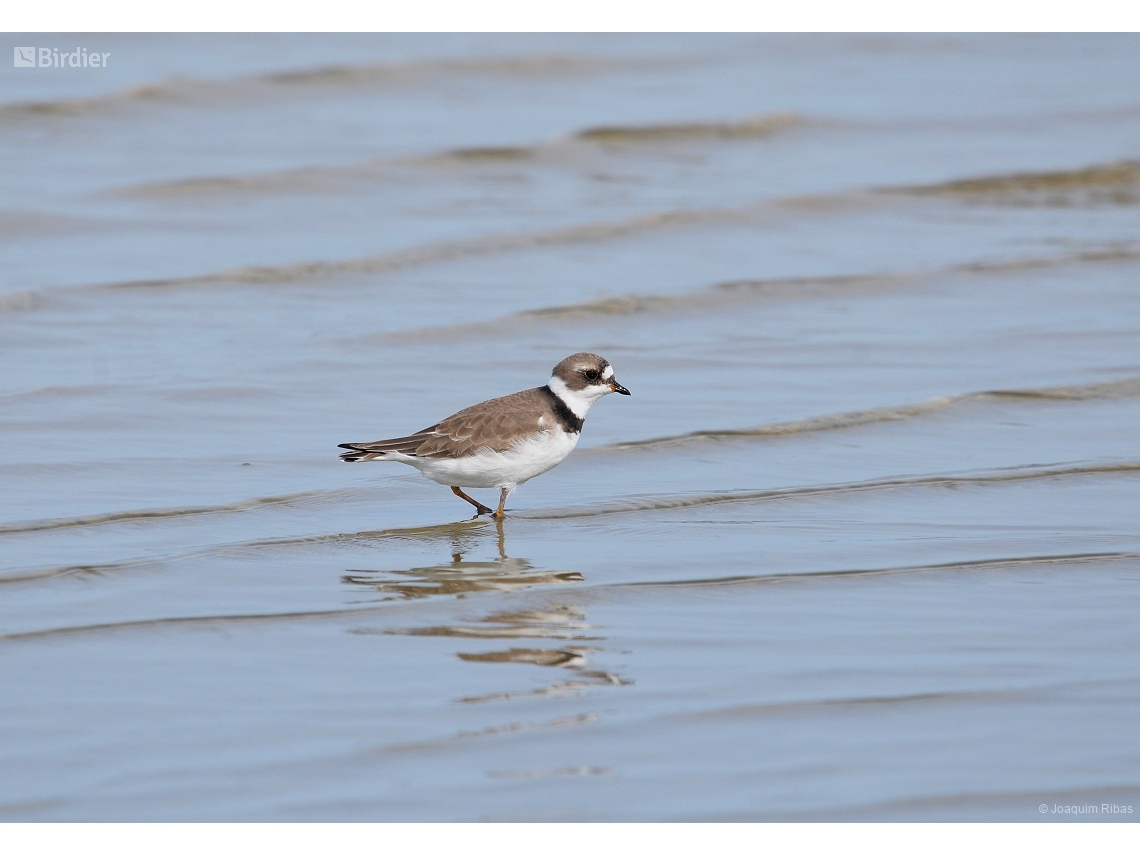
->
<box><xmin>391</xmin><ymin>428</ymin><xmax>581</xmax><ymax>489</ymax></box>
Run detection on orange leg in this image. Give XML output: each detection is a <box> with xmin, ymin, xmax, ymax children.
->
<box><xmin>493</xmin><ymin>486</ymin><xmax>512</xmax><ymax>520</ymax></box>
<box><xmin>451</xmin><ymin>486</ymin><xmax>492</xmax><ymax>515</ymax></box>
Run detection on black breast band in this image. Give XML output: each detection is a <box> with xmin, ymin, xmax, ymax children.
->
<box><xmin>540</xmin><ymin>385</ymin><xmax>584</xmax><ymax>433</ymax></box>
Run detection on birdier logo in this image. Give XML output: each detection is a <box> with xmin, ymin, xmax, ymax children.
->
<box><xmin>13</xmin><ymin>46</ymin><xmax>110</xmax><ymax>68</ymax></box>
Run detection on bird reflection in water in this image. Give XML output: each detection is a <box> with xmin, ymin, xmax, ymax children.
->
<box><xmin>342</xmin><ymin>517</ymin><xmax>583</xmax><ymax>599</ymax></box>
<box><xmin>344</xmin><ymin>518</ymin><xmax>628</xmax><ymax>699</ymax></box>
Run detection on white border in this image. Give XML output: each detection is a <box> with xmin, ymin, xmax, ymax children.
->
<box><xmin>1</xmin><ymin>823</ymin><xmax>1138</xmax><ymax>854</ymax></box>
<box><xmin>5</xmin><ymin>0</ymin><xmax>1140</xmax><ymax>33</ymax></box>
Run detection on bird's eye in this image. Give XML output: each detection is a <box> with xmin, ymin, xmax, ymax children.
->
<box><xmin>583</xmin><ymin>369</ymin><xmax>600</xmax><ymax>381</ymax></box>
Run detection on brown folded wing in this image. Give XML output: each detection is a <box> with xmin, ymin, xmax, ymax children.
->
<box><xmin>340</xmin><ymin>387</ymin><xmax>550</xmax><ymax>460</ymax></box>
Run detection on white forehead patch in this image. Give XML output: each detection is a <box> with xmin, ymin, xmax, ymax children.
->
<box><xmin>602</xmin><ymin>365</ymin><xmax>614</xmax><ymax>379</ymax></box>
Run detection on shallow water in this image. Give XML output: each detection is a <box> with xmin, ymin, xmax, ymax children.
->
<box><xmin>2</xmin><ymin>34</ymin><xmax>1140</xmax><ymax>821</ymax></box>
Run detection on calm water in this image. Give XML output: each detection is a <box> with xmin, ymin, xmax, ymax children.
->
<box><xmin>2</xmin><ymin>34</ymin><xmax>1140</xmax><ymax>821</ymax></box>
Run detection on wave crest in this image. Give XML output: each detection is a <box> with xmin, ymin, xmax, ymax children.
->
<box><xmin>902</xmin><ymin>160</ymin><xmax>1140</xmax><ymax>205</ymax></box>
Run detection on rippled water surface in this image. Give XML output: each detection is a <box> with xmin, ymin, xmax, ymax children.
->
<box><xmin>2</xmin><ymin>34</ymin><xmax>1140</xmax><ymax>821</ymax></box>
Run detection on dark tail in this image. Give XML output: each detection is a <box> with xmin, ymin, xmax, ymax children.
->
<box><xmin>338</xmin><ymin>443</ymin><xmax>378</xmax><ymax>462</ymax></box>
<box><xmin>338</xmin><ymin>431</ymin><xmax>429</xmax><ymax>462</ymax></box>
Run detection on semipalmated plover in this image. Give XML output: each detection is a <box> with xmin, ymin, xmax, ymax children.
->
<box><xmin>338</xmin><ymin>352</ymin><xmax>630</xmax><ymax>518</ymax></box>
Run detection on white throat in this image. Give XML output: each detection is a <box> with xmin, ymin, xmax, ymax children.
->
<box><xmin>547</xmin><ymin>375</ymin><xmax>608</xmax><ymax>419</ymax></box>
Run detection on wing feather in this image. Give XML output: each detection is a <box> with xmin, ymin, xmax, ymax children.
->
<box><xmin>338</xmin><ymin>387</ymin><xmax>553</xmax><ymax>461</ymax></box>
